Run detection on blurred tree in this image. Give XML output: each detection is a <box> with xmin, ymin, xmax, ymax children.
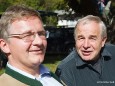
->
<box><xmin>0</xmin><ymin>0</ymin><xmax>66</xmax><ymax>26</ymax></box>
<box><xmin>64</xmin><ymin>0</ymin><xmax>102</xmax><ymax>16</ymax></box>
<box><xmin>64</xmin><ymin>0</ymin><xmax>115</xmax><ymax>44</ymax></box>
<box><xmin>0</xmin><ymin>0</ymin><xmax>11</xmax><ymax>12</ymax></box>
<box><xmin>0</xmin><ymin>0</ymin><xmax>66</xmax><ymax>12</ymax></box>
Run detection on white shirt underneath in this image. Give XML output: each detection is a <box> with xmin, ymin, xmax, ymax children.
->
<box><xmin>7</xmin><ymin>63</ymin><xmax>63</xmax><ymax>86</ymax></box>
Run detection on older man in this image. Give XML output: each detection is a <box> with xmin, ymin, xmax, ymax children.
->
<box><xmin>55</xmin><ymin>15</ymin><xmax>115</xmax><ymax>86</ymax></box>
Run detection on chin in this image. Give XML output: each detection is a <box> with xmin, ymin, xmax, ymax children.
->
<box><xmin>31</xmin><ymin>60</ymin><xmax>43</xmax><ymax>66</ymax></box>
<box><xmin>81</xmin><ymin>56</ymin><xmax>93</xmax><ymax>61</ymax></box>
<box><xmin>31</xmin><ymin>56</ymin><xmax>44</xmax><ymax>64</ymax></box>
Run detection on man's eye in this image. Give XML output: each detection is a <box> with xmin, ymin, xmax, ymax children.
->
<box><xmin>90</xmin><ymin>37</ymin><xmax>97</xmax><ymax>40</ymax></box>
<box><xmin>77</xmin><ymin>37</ymin><xmax>84</xmax><ymax>40</ymax></box>
<box><xmin>22</xmin><ymin>33</ymin><xmax>33</xmax><ymax>38</ymax></box>
<box><xmin>38</xmin><ymin>32</ymin><xmax>46</xmax><ymax>36</ymax></box>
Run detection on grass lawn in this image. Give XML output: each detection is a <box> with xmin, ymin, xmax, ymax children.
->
<box><xmin>43</xmin><ymin>54</ymin><xmax>66</xmax><ymax>72</ymax></box>
<box><xmin>0</xmin><ymin>54</ymin><xmax>66</xmax><ymax>75</ymax></box>
<box><xmin>0</xmin><ymin>69</ymin><xmax>5</xmax><ymax>75</ymax></box>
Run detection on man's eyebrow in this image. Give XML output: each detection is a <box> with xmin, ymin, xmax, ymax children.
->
<box><xmin>77</xmin><ymin>35</ymin><xmax>84</xmax><ymax>37</ymax></box>
<box><xmin>89</xmin><ymin>35</ymin><xmax>97</xmax><ymax>37</ymax></box>
<box><xmin>18</xmin><ymin>29</ymin><xmax>46</xmax><ymax>35</ymax></box>
<box><xmin>22</xmin><ymin>30</ymin><xmax>33</xmax><ymax>34</ymax></box>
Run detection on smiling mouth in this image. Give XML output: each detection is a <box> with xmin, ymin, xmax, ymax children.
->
<box><xmin>82</xmin><ymin>51</ymin><xmax>92</xmax><ymax>56</ymax></box>
<box><xmin>30</xmin><ymin>49</ymin><xmax>44</xmax><ymax>53</ymax></box>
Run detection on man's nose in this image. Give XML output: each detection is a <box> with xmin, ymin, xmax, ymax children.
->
<box><xmin>32</xmin><ymin>34</ymin><xmax>43</xmax><ymax>45</ymax></box>
<box><xmin>83</xmin><ymin>39</ymin><xmax>90</xmax><ymax>49</ymax></box>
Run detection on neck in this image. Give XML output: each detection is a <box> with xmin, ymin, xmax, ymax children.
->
<box><xmin>85</xmin><ymin>54</ymin><xmax>101</xmax><ymax>65</ymax></box>
<box><xmin>8</xmin><ymin>62</ymin><xmax>40</xmax><ymax>76</ymax></box>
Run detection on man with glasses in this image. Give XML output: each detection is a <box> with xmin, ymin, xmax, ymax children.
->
<box><xmin>0</xmin><ymin>5</ymin><xmax>63</xmax><ymax>86</ymax></box>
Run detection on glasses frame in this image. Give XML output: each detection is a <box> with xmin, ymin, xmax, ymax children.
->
<box><xmin>7</xmin><ymin>31</ymin><xmax>49</xmax><ymax>42</ymax></box>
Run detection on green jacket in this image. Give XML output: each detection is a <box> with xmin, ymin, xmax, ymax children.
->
<box><xmin>0</xmin><ymin>66</ymin><xmax>61</xmax><ymax>86</ymax></box>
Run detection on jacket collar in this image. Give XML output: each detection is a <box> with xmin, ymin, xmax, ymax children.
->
<box><xmin>5</xmin><ymin>65</ymin><xmax>43</xmax><ymax>86</ymax></box>
<box><xmin>74</xmin><ymin>46</ymin><xmax>112</xmax><ymax>67</ymax></box>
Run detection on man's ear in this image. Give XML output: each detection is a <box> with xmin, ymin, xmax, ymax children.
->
<box><xmin>102</xmin><ymin>37</ymin><xmax>107</xmax><ymax>47</ymax></box>
<box><xmin>0</xmin><ymin>39</ymin><xmax>10</xmax><ymax>54</ymax></box>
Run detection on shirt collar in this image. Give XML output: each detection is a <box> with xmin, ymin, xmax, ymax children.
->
<box><xmin>39</xmin><ymin>65</ymin><xmax>51</xmax><ymax>78</ymax></box>
<box><xmin>7</xmin><ymin>63</ymin><xmax>50</xmax><ymax>79</ymax></box>
<box><xmin>75</xmin><ymin>46</ymin><xmax>112</xmax><ymax>67</ymax></box>
<box><xmin>101</xmin><ymin>46</ymin><xmax>112</xmax><ymax>58</ymax></box>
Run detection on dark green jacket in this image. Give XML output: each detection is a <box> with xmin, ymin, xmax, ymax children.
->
<box><xmin>0</xmin><ymin>65</ymin><xmax>61</xmax><ymax>86</ymax></box>
<box><xmin>56</xmin><ymin>43</ymin><xmax>115</xmax><ymax>86</ymax></box>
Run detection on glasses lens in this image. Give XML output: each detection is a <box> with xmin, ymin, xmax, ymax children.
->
<box><xmin>7</xmin><ymin>31</ymin><xmax>48</xmax><ymax>42</ymax></box>
<box><xmin>46</xmin><ymin>31</ymin><xmax>49</xmax><ymax>38</ymax></box>
<box><xmin>22</xmin><ymin>33</ymin><xmax>35</xmax><ymax>42</ymax></box>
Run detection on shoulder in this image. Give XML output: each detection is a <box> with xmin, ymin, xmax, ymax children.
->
<box><xmin>57</xmin><ymin>50</ymin><xmax>77</xmax><ymax>69</ymax></box>
<box><xmin>0</xmin><ymin>73</ymin><xmax>10</xmax><ymax>81</ymax></box>
<box><xmin>0</xmin><ymin>73</ymin><xmax>12</xmax><ymax>85</ymax></box>
<box><xmin>105</xmin><ymin>43</ymin><xmax>115</xmax><ymax>48</ymax></box>
<box><xmin>0</xmin><ymin>73</ymin><xmax>27</xmax><ymax>86</ymax></box>
<box><xmin>104</xmin><ymin>43</ymin><xmax>115</xmax><ymax>53</ymax></box>
<box><xmin>55</xmin><ymin>50</ymin><xmax>78</xmax><ymax>86</ymax></box>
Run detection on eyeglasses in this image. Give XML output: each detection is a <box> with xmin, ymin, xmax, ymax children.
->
<box><xmin>7</xmin><ymin>31</ymin><xmax>49</xmax><ymax>42</ymax></box>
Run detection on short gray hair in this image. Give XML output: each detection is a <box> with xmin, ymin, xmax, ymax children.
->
<box><xmin>74</xmin><ymin>15</ymin><xmax>107</xmax><ymax>39</ymax></box>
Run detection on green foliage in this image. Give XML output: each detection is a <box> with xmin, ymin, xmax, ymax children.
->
<box><xmin>0</xmin><ymin>0</ymin><xmax>66</xmax><ymax>12</ymax></box>
<box><xmin>0</xmin><ymin>69</ymin><xmax>5</xmax><ymax>75</ymax></box>
<box><xmin>0</xmin><ymin>0</ymin><xmax>66</xmax><ymax>26</ymax></box>
<box><xmin>0</xmin><ymin>0</ymin><xmax>11</xmax><ymax>12</ymax></box>
<box><xmin>43</xmin><ymin>16</ymin><xmax>58</xmax><ymax>26</ymax></box>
